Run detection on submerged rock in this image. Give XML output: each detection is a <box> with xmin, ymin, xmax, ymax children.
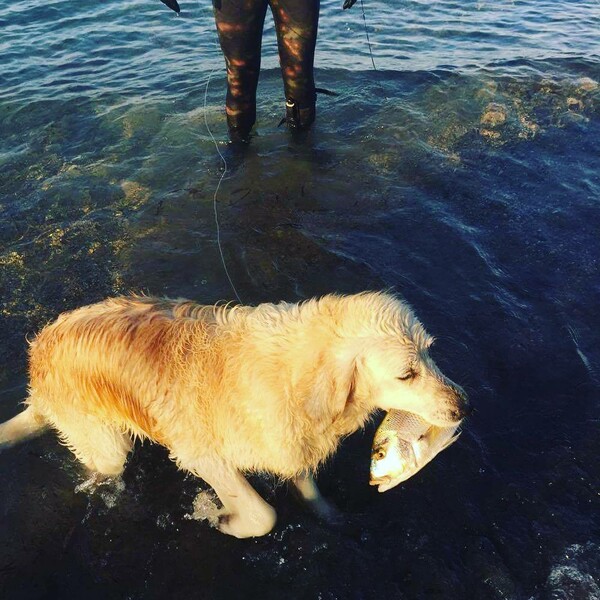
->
<box><xmin>576</xmin><ymin>77</ymin><xmax>598</xmax><ymax>93</ymax></box>
<box><xmin>544</xmin><ymin>542</ymin><xmax>600</xmax><ymax>600</ymax></box>
<box><xmin>480</xmin><ymin>103</ymin><xmax>508</xmax><ymax>128</ymax></box>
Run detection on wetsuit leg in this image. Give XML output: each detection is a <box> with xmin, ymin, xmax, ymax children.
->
<box><xmin>270</xmin><ymin>0</ymin><xmax>320</xmax><ymax>130</ymax></box>
<box><xmin>213</xmin><ymin>0</ymin><xmax>269</xmax><ymax>140</ymax></box>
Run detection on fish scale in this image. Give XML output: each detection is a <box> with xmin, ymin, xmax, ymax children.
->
<box><xmin>380</xmin><ymin>410</ymin><xmax>431</xmax><ymax>443</ymax></box>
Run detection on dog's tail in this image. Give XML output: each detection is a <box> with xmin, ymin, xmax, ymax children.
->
<box><xmin>0</xmin><ymin>406</ymin><xmax>47</xmax><ymax>451</ymax></box>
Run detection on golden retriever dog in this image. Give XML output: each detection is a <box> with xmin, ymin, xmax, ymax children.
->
<box><xmin>0</xmin><ymin>292</ymin><xmax>469</xmax><ymax>538</ymax></box>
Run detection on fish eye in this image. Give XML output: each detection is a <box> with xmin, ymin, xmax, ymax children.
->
<box><xmin>373</xmin><ymin>448</ymin><xmax>386</xmax><ymax>460</ymax></box>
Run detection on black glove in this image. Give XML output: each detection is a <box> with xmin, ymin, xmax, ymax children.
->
<box><xmin>160</xmin><ymin>0</ymin><xmax>181</xmax><ymax>13</ymax></box>
<box><xmin>343</xmin><ymin>0</ymin><xmax>357</xmax><ymax>8</ymax></box>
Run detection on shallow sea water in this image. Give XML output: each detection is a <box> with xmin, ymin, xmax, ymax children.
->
<box><xmin>1</xmin><ymin>1</ymin><xmax>599</xmax><ymax>598</ymax></box>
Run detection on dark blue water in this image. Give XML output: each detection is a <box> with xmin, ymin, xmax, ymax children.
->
<box><xmin>1</xmin><ymin>1</ymin><xmax>599</xmax><ymax>598</ymax></box>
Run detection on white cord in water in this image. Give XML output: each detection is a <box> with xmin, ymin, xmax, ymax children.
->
<box><xmin>203</xmin><ymin>66</ymin><xmax>243</xmax><ymax>304</ymax></box>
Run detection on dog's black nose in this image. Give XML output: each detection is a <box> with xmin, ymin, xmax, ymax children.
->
<box><xmin>453</xmin><ymin>387</ymin><xmax>473</xmax><ymax>419</ymax></box>
<box><xmin>448</xmin><ymin>404</ymin><xmax>472</xmax><ymax>423</ymax></box>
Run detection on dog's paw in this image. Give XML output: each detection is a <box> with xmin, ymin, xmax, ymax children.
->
<box><xmin>311</xmin><ymin>497</ymin><xmax>346</xmax><ymax>528</ymax></box>
<box><xmin>217</xmin><ymin>508</ymin><xmax>276</xmax><ymax>538</ymax></box>
<box><xmin>75</xmin><ymin>471</ymin><xmax>121</xmax><ymax>495</ymax></box>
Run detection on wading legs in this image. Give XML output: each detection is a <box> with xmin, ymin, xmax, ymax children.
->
<box><xmin>213</xmin><ymin>0</ymin><xmax>269</xmax><ymax>141</ymax></box>
<box><xmin>271</xmin><ymin>0</ymin><xmax>320</xmax><ymax>130</ymax></box>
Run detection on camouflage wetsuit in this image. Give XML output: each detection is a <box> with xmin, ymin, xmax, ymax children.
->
<box><xmin>213</xmin><ymin>0</ymin><xmax>320</xmax><ymax>138</ymax></box>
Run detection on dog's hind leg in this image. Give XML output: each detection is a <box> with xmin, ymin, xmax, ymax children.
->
<box><xmin>50</xmin><ymin>413</ymin><xmax>133</xmax><ymax>477</ymax></box>
<box><xmin>0</xmin><ymin>406</ymin><xmax>47</xmax><ymax>451</ymax></box>
<box><xmin>178</xmin><ymin>455</ymin><xmax>276</xmax><ymax>538</ymax></box>
<box><xmin>292</xmin><ymin>472</ymin><xmax>341</xmax><ymax>524</ymax></box>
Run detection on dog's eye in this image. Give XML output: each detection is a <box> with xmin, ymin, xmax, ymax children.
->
<box><xmin>396</xmin><ymin>371</ymin><xmax>415</xmax><ymax>381</ymax></box>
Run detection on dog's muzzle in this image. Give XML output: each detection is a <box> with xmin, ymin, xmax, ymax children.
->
<box><xmin>451</xmin><ymin>386</ymin><xmax>472</xmax><ymax>420</ymax></box>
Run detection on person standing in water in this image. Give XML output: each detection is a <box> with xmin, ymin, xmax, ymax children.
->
<box><xmin>160</xmin><ymin>0</ymin><xmax>357</xmax><ymax>141</ymax></box>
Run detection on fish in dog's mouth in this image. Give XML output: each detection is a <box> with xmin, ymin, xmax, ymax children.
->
<box><xmin>369</xmin><ymin>474</ymin><xmax>398</xmax><ymax>494</ymax></box>
<box><xmin>370</xmin><ymin>410</ymin><xmax>462</xmax><ymax>492</ymax></box>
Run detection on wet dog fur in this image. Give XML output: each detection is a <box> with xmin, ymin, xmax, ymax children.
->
<box><xmin>0</xmin><ymin>292</ymin><xmax>468</xmax><ymax>537</ymax></box>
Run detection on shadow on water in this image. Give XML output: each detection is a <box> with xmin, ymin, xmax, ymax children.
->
<box><xmin>1</xmin><ymin>63</ymin><xmax>600</xmax><ymax>599</ymax></box>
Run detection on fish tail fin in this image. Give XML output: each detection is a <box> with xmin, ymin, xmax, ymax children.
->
<box><xmin>439</xmin><ymin>431</ymin><xmax>461</xmax><ymax>451</ymax></box>
<box><xmin>425</xmin><ymin>426</ymin><xmax>461</xmax><ymax>452</ymax></box>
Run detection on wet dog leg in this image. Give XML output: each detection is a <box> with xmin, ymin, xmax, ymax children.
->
<box><xmin>178</xmin><ymin>455</ymin><xmax>277</xmax><ymax>538</ymax></box>
<box><xmin>292</xmin><ymin>472</ymin><xmax>340</xmax><ymax>524</ymax></box>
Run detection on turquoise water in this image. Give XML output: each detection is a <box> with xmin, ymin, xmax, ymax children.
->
<box><xmin>1</xmin><ymin>1</ymin><xmax>599</xmax><ymax>598</ymax></box>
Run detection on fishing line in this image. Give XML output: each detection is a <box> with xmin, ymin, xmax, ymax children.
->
<box><xmin>360</xmin><ymin>0</ymin><xmax>377</xmax><ymax>71</ymax></box>
<box><xmin>194</xmin><ymin>0</ymin><xmax>242</xmax><ymax>304</ymax></box>
<box><xmin>203</xmin><ymin>61</ymin><xmax>243</xmax><ymax>304</ymax></box>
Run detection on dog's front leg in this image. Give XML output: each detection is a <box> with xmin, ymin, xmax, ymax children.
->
<box><xmin>292</xmin><ymin>472</ymin><xmax>340</xmax><ymax>524</ymax></box>
<box><xmin>181</xmin><ymin>456</ymin><xmax>277</xmax><ymax>538</ymax></box>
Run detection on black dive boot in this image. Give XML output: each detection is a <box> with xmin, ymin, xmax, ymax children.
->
<box><xmin>284</xmin><ymin>97</ymin><xmax>316</xmax><ymax>132</ymax></box>
<box><xmin>226</xmin><ymin>112</ymin><xmax>255</xmax><ymax>145</ymax></box>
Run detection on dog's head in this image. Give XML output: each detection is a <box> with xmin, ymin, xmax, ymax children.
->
<box><xmin>298</xmin><ymin>292</ymin><xmax>470</xmax><ymax>430</ymax></box>
<box><xmin>335</xmin><ymin>293</ymin><xmax>471</xmax><ymax>427</ymax></box>
<box><xmin>355</xmin><ymin>336</ymin><xmax>470</xmax><ymax>426</ymax></box>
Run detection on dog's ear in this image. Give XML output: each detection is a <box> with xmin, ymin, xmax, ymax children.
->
<box><xmin>303</xmin><ymin>351</ymin><xmax>357</xmax><ymax>425</ymax></box>
<box><xmin>333</xmin><ymin>359</ymin><xmax>357</xmax><ymax>422</ymax></box>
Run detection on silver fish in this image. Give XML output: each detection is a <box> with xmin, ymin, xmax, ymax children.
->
<box><xmin>370</xmin><ymin>410</ymin><xmax>461</xmax><ymax>492</ymax></box>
